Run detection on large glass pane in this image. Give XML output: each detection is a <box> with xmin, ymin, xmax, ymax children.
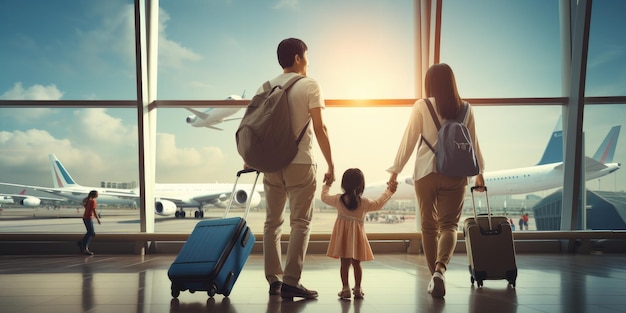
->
<box><xmin>0</xmin><ymin>0</ymin><xmax>136</xmax><ymax>100</ymax></box>
<box><xmin>152</xmin><ymin>104</ymin><xmax>565</xmax><ymax>233</ymax></box>
<box><xmin>157</xmin><ymin>0</ymin><xmax>415</xmax><ymax>100</ymax></box>
<box><xmin>440</xmin><ymin>0</ymin><xmax>562</xmax><ymax>98</ymax></box>
<box><xmin>0</xmin><ymin>108</ymin><xmax>139</xmax><ymax>233</ymax></box>
<box><xmin>586</xmin><ymin>0</ymin><xmax>626</xmax><ymax>97</ymax></box>
<box><xmin>578</xmin><ymin>105</ymin><xmax>626</xmax><ymax>230</ymax></box>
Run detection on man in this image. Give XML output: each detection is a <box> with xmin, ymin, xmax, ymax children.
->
<box><xmin>260</xmin><ymin>38</ymin><xmax>334</xmax><ymax>299</ymax></box>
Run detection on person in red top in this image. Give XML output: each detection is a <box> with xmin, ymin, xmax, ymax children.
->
<box><xmin>77</xmin><ymin>190</ymin><xmax>101</xmax><ymax>255</ymax></box>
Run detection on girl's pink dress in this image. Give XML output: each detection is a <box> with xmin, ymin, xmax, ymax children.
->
<box><xmin>321</xmin><ymin>185</ymin><xmax>393</xmax><ymax>261</ymax></box>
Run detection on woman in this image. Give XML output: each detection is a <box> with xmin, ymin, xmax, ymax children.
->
<box><xmin>387</xmin><ymin>63</ymin><xmax>485</xmax><ymax>298</ymax></box>
<box><xmin>77</xmin><ymin>190</ymin><xmax>101</xmax><ymax>255</ymax></box>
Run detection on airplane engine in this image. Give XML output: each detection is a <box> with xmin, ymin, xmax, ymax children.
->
<box><xmin>20</xmin><ymin>197</ymin><xmax>41</xmax><ymax>207</ymax></box>
<box><xmin>231</xmin><ymin>190</ymin><xmax>262</xmax><ymax>208</ymax></box>
<box><xmin>155</xmin><ymin>200</ymin><xmax>177</xmax><ymax>216</ymax></box>
<box><xmin>185</xmin><ymin>116</ymin><xmax>196</xmax><ymax>124</ymax></box>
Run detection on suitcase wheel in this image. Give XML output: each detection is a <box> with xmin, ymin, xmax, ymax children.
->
<box><xmin>171</xmin><ymin>288</ymin><xmax>180</xmax><ymax>298</ymax></box>
<box><xmin>208</xmin><ymin>284</ymin><xmax>217</xmax><ymax>298</ymax></box>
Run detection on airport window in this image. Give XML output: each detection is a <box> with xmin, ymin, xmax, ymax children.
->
<box><xmin>0</xmin><ymin>0</ymin><xmax>137</xmax><ymax>101</ymax></box>
<box><xmin>586</xmin><ymin>0</ymin><xmax>626</xmax><ymax>97</ymax></box>
<box><xmin>440</xmin><ymin>0</ymin><xmax>562</xmax><ymax>98</ymax></box>
<box><xmin>157</xmin><ymin>0</ymin><xmax>415</xmax><ymax>100</ymax></box>
<box><xmin>1</xmin><ymin>0</ymin><xmax>626</xmax><ymax>236</ymax></box>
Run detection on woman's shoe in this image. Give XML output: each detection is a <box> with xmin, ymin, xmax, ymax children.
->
<box><xmin>338</xmin><ymin>288</ymin><xmax>351</xmax><ymax>299</ymax></box>
<box><xmin>352</xmin><ymin>287</ymin><xmax>364</xmax><ymax>299</ymax></box>
<box><xmin>427</xmin><ymin>272</ymin><xmax>445</xmax><ymax>298</ymax></box>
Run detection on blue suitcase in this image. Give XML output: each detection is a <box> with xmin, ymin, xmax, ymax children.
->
<box><xmin>168</xmin><ymin>169</ymin><xmax>259</xmax><ymax>298</ymax></box>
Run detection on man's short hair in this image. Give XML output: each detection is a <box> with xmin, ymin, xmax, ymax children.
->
<box><xmin>277</xmin><ymin>38</ymin><xmax>308</xmax><ymax>69</ymax></box>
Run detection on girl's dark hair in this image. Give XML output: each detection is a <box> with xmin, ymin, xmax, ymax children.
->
<box><xmin>82</xmin><ymin>190</ymin><xmax>98</xmax><ymax>206</ymax></box>
<box><xmin>424</xmin><ymin>63</ymin><xmax>463</xmax><ymax>120</ymax></box>
<box><xmin>277</xmin><ymin>38</ymin><xmax>308</xmax><ymax>69</ymax></box>
<box><xmin>340</xmin><ymin>168</ymin><xmax>365</xmax><ymax>211</ymax></box>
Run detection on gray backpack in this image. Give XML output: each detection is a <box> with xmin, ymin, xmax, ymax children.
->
<box><xmin>422</xmin><ymin>98</ymin><xmax>480</xmax><ymax>177</ymax></box>
<box><xmin>235</xmin><ymin>75</ymin><xmax>309</xmax><ymax>173</ymax></box>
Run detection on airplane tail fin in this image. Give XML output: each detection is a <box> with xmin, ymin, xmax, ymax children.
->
<box><xmin>536</xmin><ymin>116</ymin><xmax>563</xmax><ymax>165</ymax></box>
<box><xmin>592</xmin><ymin>125</ymin><xmax>621</xmax><ymax>164</ymax></box>
<box><xmin>49</xmin><ymin>154</ymin><xmax>79</xmax><ymax>188</ymax></box>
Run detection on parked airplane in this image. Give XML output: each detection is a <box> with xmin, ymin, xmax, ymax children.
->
<box><xmin>363</xmin><ymin>117</ymin><xmax>621</xmax><ymax>199</ymax></box>
<box><xmin>185</xmin><ymin>94</ymin><xmax>244</xmax><ymax>130</ymax></box>
<box><xmin>0</xmin><ymin>189</ymin><xmax>65</xmax><ymax>207</ymax></box>
<box><xmin>0</xmin><ymin>154</ymin><xmax>262</xmax><ymax>218</ymax></box>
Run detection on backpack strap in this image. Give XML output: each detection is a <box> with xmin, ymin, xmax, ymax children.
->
<box><xmin>262</xmin><ymin>81</ymin><xmax>272</xmax><ymax>92</ymax></box>
<box><xmin>279</xmin><ymin>74</ymin><xmax>309</xmax><ymax>145</ymax></box>
<box><xmin>281</xmin><ymin>74</ymin><xmax>305</xmax><ymax>91</ymax></box>
<box><xmin>296</xmin><ymin>118</ymin><xmax>311</xmax><ymax>145</ymax></box>
<box><xmin>456</xmin><ymin>102</ymin><xmax>469</xmax><ymax>124</ymax></box>
<box><xmin>421</xmin><ymin>98</ymin><xmax>439</xmax><ymax>154</ymax></box>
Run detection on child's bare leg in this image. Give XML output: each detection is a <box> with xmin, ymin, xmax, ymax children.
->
<box><xmin>352</xmin><ymin>258</ymin><xmax>364</xmax><ymax>298</ymax></box>
<box><xmin>339</xmin><ymin>258</ymin><xmax>352</xmax><ymax>298</ymax></box>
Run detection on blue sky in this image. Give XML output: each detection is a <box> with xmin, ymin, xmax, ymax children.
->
<box><xmin>0</xmin><ymin>0</ymin><xmax>625</xmax><ymax>198</ymax></box>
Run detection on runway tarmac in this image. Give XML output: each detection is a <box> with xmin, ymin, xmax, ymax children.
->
<box><xmin>0</xmin><ymin>206</ymin><xmax>536</xmax><ymax>234</ymax></box>
<box><xmin>0</xmin><ymin>206</ymin><xmax>421</xmax><ymax>234</ymax></box>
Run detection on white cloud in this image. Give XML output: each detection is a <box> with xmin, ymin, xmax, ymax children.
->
<box><xmin>155</xmin><ymin>133</ymin><xmax>226</xmax><ymax>183</ymax></box>
<box><xmin>0</xmin><ymin>83</ymin><xmax>63</xmax><ymax>122</ymax></box>
<box><xmin>0</xmin><ymin>82</ymin><xmax>63</xmax><ymax>100</ymax></box>
<box><xmin>72</xmin><ymin>108</ymin><xmax>137</xmax><ymax>145</ymax></box>
<box><xmin>158</xmin><ymin>9</ymin><xmax>203</xmax><ymax>69</ymax></box>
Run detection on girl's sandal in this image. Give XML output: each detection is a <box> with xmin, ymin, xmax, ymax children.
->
<box><xmin>352</xmin><ymin>287</ymin><xmax>365</xmax><ymax>299</ymax></box>
<box><xmin>338</xmin><ymin>288</ymin><xmax>351</xmax><ymax>299</ymax></box>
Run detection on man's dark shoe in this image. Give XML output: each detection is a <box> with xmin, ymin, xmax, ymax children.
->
<box><xmin>280</xmin><ymin>283</ymin><xmax>318</xmax><ymax>300</ymax></box>
<box><xmin>269</xmin><ymin>281</ymin><xmax>282</xmax><ymax>295</ymax></box>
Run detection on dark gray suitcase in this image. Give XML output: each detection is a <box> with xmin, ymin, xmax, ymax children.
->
<box><xmin>463</xmin><ymin>186</ymin><xmax>517</xmax><ymax>288</ymax></box>
<box><xmin>168</xmin><ymin>169</ymin><xmax>259</xmax><ymax>298</ymax></box>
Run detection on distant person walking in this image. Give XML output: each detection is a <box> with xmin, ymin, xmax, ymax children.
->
<box><xmin>387</xmin><ymin>63</ymin><xmax>486</xmax><ymax>298</ymax></box>
<box><xmin>77</xmin><ymin>190</ymin><xmax>100</xmax><ymax>255</ymax></box>
<box><xmin>522</xmin><ymin>213</ymin><xmax>529</xmax><ymax>230</ymax></box>
<box><xmin>322</xmin><ymin>168</ymin><xmax>397</xmax><ymax>299</ymax></box>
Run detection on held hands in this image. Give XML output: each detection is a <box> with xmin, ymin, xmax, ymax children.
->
<box><xmin>323</xmin><ymin>165</ymin><xmax>335</xmax><ymax>186</ymax></box>
<box><xmin>387</xmin><ymin>172</ymin><xmax>399</xmax><ymax>193</ymax></box>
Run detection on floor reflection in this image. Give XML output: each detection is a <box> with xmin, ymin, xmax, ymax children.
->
<box><xmin>0</xmin><ymin>254</ymin><xmax>624</xmax><ymax>313</ymax></box>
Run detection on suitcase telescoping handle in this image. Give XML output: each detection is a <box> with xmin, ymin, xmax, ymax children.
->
<box><xmin>224</xmin><ymin>168</ymin><xmax>260</xmax><ymax>220</ymax></box>
<box><xmin>470</xmin><ymin>186</ymin><xmax>493</xmax><ymax>231</ymax></box>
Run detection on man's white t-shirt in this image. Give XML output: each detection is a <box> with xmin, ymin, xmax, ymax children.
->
<box><xmin>256</xmin><ymin>72</ymin><xmax>325</xmax><ymax>165</ymax></box>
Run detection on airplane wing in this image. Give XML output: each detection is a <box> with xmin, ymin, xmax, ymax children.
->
<box><xmin>159</xmin><ymin>193</ymin><xmax>229</xmax><ymax>204</ymax></box>
<box><xmin>6</xmin><ymin>194</ymin><xmax>66</xmax><ymax>202</ymax></box>
<box><xmin>207</xmin><ymin>125</ymin><xmax>224</xmax><ymax>131</ymax></box>
<box><xmin>0</xmin><ymin>182</ymin><xmax>138</xmax><ymax>199</ymax></box>
<box><xmin>550</xmin><ymin>157</ymin><xmax>607</xmax><ymax>172</ymax></box>
<box><xmin>0</xmin><ymin>182</ymin><xmax>66</xmax><ymax>195</ymax></box>
<box><xmin>584</xmin><ymin>157</ymin><xmax>608</xmax><ymax>172</ymax></box>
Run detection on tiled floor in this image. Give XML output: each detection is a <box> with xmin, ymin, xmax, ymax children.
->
<box><xmin>0</xmin><ymin>252</ymin><xmax>625</xmax><ymax>313</ymax></box>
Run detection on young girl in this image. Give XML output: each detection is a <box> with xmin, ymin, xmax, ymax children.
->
<box><xmin>322</xmin><ymin>168</ymin><xmax>397</xmax><ymax>299</ymax></box>
<box><xmin>77</xmin><ymin>190</ymin><xmax>101</xmax><ymax>255</ymax></box>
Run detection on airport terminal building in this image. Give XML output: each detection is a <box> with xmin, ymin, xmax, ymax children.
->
<box><xmin>0</xmin><ymin>1</ymin><xmax>625</xmax><ymax>312</ymax></box>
